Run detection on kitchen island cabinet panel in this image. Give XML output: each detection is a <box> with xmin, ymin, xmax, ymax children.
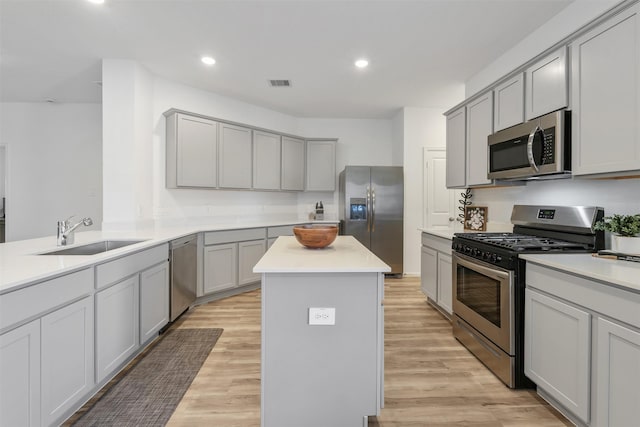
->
<box><xmin>166</xmin><ymin>113</ymin><xmax>218</xmax><ymax>188</ymax></box>
<box><xmin>525</xmin><ymin>46</ymin><xmax>568</xmax><ymax>120</ymax></box>
<box><xmin>0</xmin><ymin>319</ymin><xmax>40</xmax><ymax>427</ymax></box>
<box><xmin>139</xmin><ymin>261</ymin><xmax>170</xmax><ymax>344</ymax></box>
<box><xmin>218</xmin><ymin>123</ymin><xmax>253</xmax><ymax>189</ymax></box>
<box><xmin>41</xmin><ymin>296</ymin><xmax>94</xmax><ymax>426</ymax></box>
<box><xmin>95</xmin><ymin>275</ymin><xmax>140</xmax><ymax>384</ymax></box>
<box><xmin>571</xmin><ymin>4</ymin><xmax>640</xmax><ymax>177</ymax></box>
<box><xmin>281</xmin><ymin>136</ymin><xmax>305</xmax><ymax>191</ymax></box>
<box><xmin>595</xmin><ymin>317</ymin><xmax>640</xmax><ymax>427</ymax></box>
<box><xmin>253</xmin><ymin>130</ymin><xmax>281</xmax><ymax>190</ymax></box>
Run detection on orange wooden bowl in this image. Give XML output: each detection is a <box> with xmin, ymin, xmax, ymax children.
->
<box><xmin>293</xmin><ymin>225</ymin><xmax>338</xmax><ymax>249</ymax></box>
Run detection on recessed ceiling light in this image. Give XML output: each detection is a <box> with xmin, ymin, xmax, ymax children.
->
<box><xmin>355</xmin><ymin>59</ymin><xmax>369</xmax><ymax>68</ymax></box>
<box><xmin>87</xmin><ymin>0</ymin><xmax>105</xmax><ymax>4</ymax></box>
<box><xmin>201</xmin><ymin>56</ymin><xmax>216</xmax><ymax>66</ymax></box>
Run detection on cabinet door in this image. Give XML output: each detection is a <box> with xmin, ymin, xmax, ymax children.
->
<box><xmin>0</xmin><ymin>320</ymin><xmax>40</xmax><ymax>427</ymax></box>
<box><xmin>219</xmin><ymin>123</ymin><xmax>253</xmax><ymax>189</ymax></box>
<box><xmin>571</xmin><ymin>5</ymin><xmax>640</xmax><ymax>176</ymax></box>
<box><xmin>595</xmin><ymin>318</ymin><xmax>640</xmax><ymax>427</ymax></box>
<box><xmin>525</xmin><ymin>288</ymin><xmax>591</xmax><ymax>424</ymax></box>
<box><xmin>525</xmin><ymin>46</ymin><xmax>568</xmax><ymax>120</ymax></box>
<box><xmin>41</xmin><ymin>296</ymin><xmax>94</xmax><ymax>426</ymax></box>
<box><xmin>466</xmin><ymin>92</ymin><xmax>493</xmax><ymax>187</ymax></box>
<box><xmin>445</xmin><ymin>106</ymin><xmax>466</xmax><ymax>188</ymax></box>
<box><xmin>306</xmin><ymin>140</ymin><xmax>336</xmax><ymax>191</ymax></box>
<box><xmin>140</xmin><ymin>261</ymin><xmax>170</xmax><ymax>344</ymax></box>
<box><xmin>281</xmin><ymin>136</ymin><xmax>305</xmax><ymax>191</ymax></box>
<box><xmin>420</xmin><ymin>246</ymin><xmax>437</xmax><ymax>300</ymax></box>
<box><xmin>203</xmin><ymin>243</ymin><xmax>237</xmax><ymax>294</ymax></box>
<box><xmin>436</xmin><ymin>252</ymin><xmax>453</xmax><ymax>315</ymax></box>
<box><xmin>493</xmin><ymin>73</ymin><xmax>524</xmax><ymax>131</ymax></box>
<box><xmin>96</xmin><ymin>276</ymin><xmax>140</xmax><ymax>384</ymax></box>
<box><xmin>174</xmin><ymin>113</ymin><xmax>218</xmax><ymax>188</ymax></box>
<box><xmin>238</xmin><ymin>239</ymin><xmax>266</xmax><ymax>286</ymax></box>
<box><xmin>253</xmin><ymin>130</ymin><xmax>281</xmax><ymax>190</ymax></box>
<box><xmin>423</xmin><ymin>148</ymin><xmax>455</xmax><ymax>228</ymax></box>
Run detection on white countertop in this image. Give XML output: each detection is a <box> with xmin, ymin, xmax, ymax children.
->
<box><xmin>253</xmin><ymin>236</ymin><xmax>391</xmax><ymax>273</ymax></box>
<box><xmin>0</xmin><ymin>219</ymin><xmax>338</xmax><ymax>294</ymax></box>
<box><xmin>521</xmin><ymin>253</ymin><xmax>640</xmax><ymax>294</ymax></box>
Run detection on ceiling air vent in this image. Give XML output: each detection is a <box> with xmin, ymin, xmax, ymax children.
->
<box><xmin>269</xmin><ymin>79</ymin><xmax>292</xmax><ymax>87</ymax></box>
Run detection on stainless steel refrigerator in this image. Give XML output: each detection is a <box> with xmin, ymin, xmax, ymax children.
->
<box><xmin>339</xmin><ymin>166</ymin><xmax>403</xmax><ymax>275</ymax></box>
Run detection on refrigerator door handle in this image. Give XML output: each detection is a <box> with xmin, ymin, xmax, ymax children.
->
<box><xmin>366</xmin><ymin>186</ymin><xmax>371</xmax><ymax>232</ymax></box>
<box><xmin>371</xmin><ymin>187</ymin><xmax>376</xmax><ymax>232</ymax></box>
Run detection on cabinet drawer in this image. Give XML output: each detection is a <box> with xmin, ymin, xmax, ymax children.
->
<box><xmin>95</xmin><ymin>244</ymin><xmax>169</xmax><ymax>290</ymax></box>
<box><xmin>0</xmin><ymin>268</ymin><xmax>93</xmax><ymax>332</ymax></box>
<box><xmin>267</xmin><ymin>225</ymin><xmax>296</xmax><ymax>238</ymax></box>
<box><xmin>526</xmin><ymin>263</ymin><xmax>640</xmax><ymax>329</ymax></box>
<box><xmin>204</xmin><ymin>228</ymin><xmax>265</xmax><ymax>245</ymax></box>
<box><xmin>421</xmin><ymin>233</ymin><xmax>452</xmax><ymax>253</ymax></box>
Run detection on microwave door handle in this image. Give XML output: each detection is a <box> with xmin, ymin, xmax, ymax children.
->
<box><xmin>527</xmin><ymin>126</ymin><xmax>541</xmax><ymax>173</ymax></box>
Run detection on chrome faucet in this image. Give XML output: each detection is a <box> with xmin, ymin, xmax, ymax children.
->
<box><xmin>57</xmin><ymin>216</ymin><xmax>93</xmax><ymax>246</ymax></box>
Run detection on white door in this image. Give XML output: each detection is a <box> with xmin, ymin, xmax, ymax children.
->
<box><xmin>423</xmin><ymin>148</ymin><xmax>455</xmax><ymax>228</ymax></box>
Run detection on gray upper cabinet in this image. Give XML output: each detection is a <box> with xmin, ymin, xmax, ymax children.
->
<box><xmin>306</xmin><ymin>140</ymin><xmax>336</xmax><ymax>191</ymax></box>
<box><xmin>253</xmin><ymin>130</ymin><xmax>281</xmax><ymax>190</ymax></box>
<box><xmin>219</xmin><ymin>123</ymin><xmax>253</xmax><ymax>189</ymax></box>
<box><xmin>493</xmin><ymin>73</ymin><xmax>524</xmax><ymax>131</ymax></box>
<box><xmin>571</xmin><ymin>4</ymin><xmax>640</xmax><ymax>177</ymax></box>
<box><xmin>445</xmin><ymin>106</ymin><xmax>466</xmax><ymax>188</ymax></box>
<box><xmin>525</xmin><ymin>46</ymin><xmax>568</xmax><ymax>120</ymax></box>
<box><xmin>166</xmin><ymin>113</ymin><xmax>218</xmax><ymax>188</ymax></box>
<box><xmin>281</xmin><ymin>136</ymin><xmax>305</xmax><ymax>191</ymax></box>
<box><xmin>466</xmin><ymin>92</ymin><xmax>493</xmax><ymax>187</ymax></box>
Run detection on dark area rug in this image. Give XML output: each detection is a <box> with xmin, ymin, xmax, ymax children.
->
<box><xmin>72</xmin><ymin>328</ymin><xmax>223</xmax><ymax>426</ymax></box>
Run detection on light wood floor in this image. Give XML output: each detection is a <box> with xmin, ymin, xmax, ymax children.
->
<box><xmin>166</xmin><ymin>276</ymin><xmax>571</xmax><ymax>426</ymax></box>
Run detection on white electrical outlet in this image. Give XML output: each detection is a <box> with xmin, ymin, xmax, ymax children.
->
<box><xmin>308</xmin><ymin>307</ymin><xmax>336</xmax><ymax>325</ymax></box>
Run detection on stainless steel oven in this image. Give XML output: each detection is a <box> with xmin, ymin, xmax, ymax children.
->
<box><xmin>452</xmin><ymin>252</ymin><xmax>515</xmax><ymax>386</ymax></box>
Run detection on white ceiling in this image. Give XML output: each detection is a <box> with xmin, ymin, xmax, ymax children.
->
<box><xmin>0</xmin><ymin>0</ymin><xmax>574</xmax><ymax>119</ymax></box>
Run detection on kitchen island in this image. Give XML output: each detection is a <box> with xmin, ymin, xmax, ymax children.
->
<box><xmin>254</xmin><ymin>236</ymin><xmax>390</xmax><ymax>427</ymax></box>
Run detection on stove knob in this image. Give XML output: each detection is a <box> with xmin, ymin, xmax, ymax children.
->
<box><xmin>495</xmin><ymin>255</ymin><xmax>502</xmax><ymax>262</ymax></box>
<box><xmin>491</xmin><ymin>254</ymin><xmax>497</xmax><ymax>262</ymax></box>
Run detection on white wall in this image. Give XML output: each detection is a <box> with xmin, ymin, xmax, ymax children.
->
<box><xmin>401</xmin><ymin>107</ymin><xmax>451</xmax><ymax>275</ymax></box>
<box><xmin>0</xmin><ymin>102</ymin><xmax>102</xmax><ymax>241</ymax></box>
<box><xmin>465</xmin><ymin>0</ymin><xmax>623</xmax><ymax>97</ymax></box>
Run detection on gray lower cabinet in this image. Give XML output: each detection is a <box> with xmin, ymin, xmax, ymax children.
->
<box><xmin>139</xmin><ymin>261</ymin><xmax>170</xmax><ymax>344</ymax></box>
<box><xmin>41</xmin><ymin>296</ymin><xmax>94</xmax><ymax>426</ymax></box>
<box><xmin>96</xmin><ymin>275</ymin><xmax>140</xmax><ymax>384</ymax></box>
<box><xmin>525</xmin><ymin>288</ymin><xmax>591</xmax><ymax>424</ymax></box>
<box><xmin>0</xmin><ymin>268</ymin><xmax>94</xmax><ymax>427</ymax></box>
<box><xmin>420</xmin><ymin>232</ymin><xmax>453</xmax><ymax>316</ymax></box>
<box><xmin>281</xmin><ymin>136</ymin><xmax>305</xmax><ymax>191</ymax></box>
<box><xmin>0</xmin><ymin>319</ymin><xmax>40</xmax><ymax>427</ymax></box>
<box><xmin>203</xmin><ymin>228</ymin><xmax>266</xmax><ymax>295</ymax></box>
<box><xmin>203</xmin><ymin>243</ymin><xmax>238</xmax><ymax>293</ymax></box>
<box><xmin>595</xmin><ymin>318</ymin><xmax>640</xmax><ymax>427</ymax></box>
<box><xmin>524</xmin><ymin>261</ymin><xmax>640</xmax><ymax>427</ymax></box>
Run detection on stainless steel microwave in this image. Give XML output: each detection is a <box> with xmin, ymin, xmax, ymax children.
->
<box><xmin>488</xmin><ymin>110</ymin><xmax>571</xmax><ymax>180</ymax></box>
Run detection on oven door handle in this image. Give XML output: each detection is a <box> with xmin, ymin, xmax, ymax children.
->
<box><xmin>453</xmin><ymin>252</ymin><xmax>510</xmax><ymax>282</ymax></box>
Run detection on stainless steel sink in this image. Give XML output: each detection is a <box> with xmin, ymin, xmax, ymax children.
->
<box><xmin>39</xmin><ymin>240</ymin><xmax>147</xmax><ymax>256</ymax></box>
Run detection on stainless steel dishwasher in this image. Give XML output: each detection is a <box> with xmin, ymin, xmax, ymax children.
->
<box><xmin>169</xmin><ymin>234</ymin><xmax>197</xmax><ymax>322</ymax></box>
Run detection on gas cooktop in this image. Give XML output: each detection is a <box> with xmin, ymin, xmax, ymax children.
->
<box><xmin>455</xmin><ymin>232</ymin><xmax>592</xmax><ymax>252</ymax></box>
